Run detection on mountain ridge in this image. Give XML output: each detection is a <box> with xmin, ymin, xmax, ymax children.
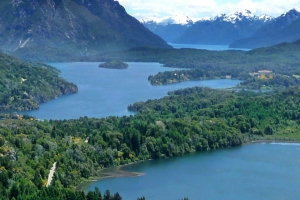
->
<box><xmin>0</xmin><ymin>0</ymin><xmax>170</xmax><ymax>60</ymax></box>
<box><xmin>173</xmin><ymin>10</ymin><xmax>273</xmax><ymax>45</ymax></box>
<box><xmin>230</xmin><ymin>8</ymin><xmax>300</xmax><ymax>48</ymax></box>
<box><xmin>141</xmin><ymin>10</ymin><xmax>273</xmax><ymax>44</ymax></box>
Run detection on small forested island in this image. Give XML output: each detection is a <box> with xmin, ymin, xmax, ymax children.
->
<box><xmin>99</xmin><ymin>61</ymin><xmax>129</xmax><ymax>69</ymax></box>
<box><xmin>1</xmin><ymin>86</ymin><xmax>300</xmax><ymax>199</ymax></box>
<box><xmin>0</xmin><ymin>53</ymin><xmax>78</xmax><ymax>111</ymax></box>
<box><xmin>92</xmin><ymin>39</ymin><xmax>300</xmax><ymax>90</ymax></box>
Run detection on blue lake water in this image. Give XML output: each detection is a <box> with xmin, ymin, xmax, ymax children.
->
<box><xmin>22</xmin><ymin>62</ymin><xmax>240</xmax><ymax>120</ymax></box>
<box><xmin>87</xmin><ymin>143</ymin><xmax>300</xmax><ymax>200</ymax></box>
<box><xmin>18</xmin><ymin>62</ymin><xmax>299</xmax><ymax>199</ymax></box>
<box><xmin>169</xmin><ymin>43</ymin><xmax>251</xmax><ymax>51</ymax></box>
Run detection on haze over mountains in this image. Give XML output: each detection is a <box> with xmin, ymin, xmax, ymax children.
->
<box><xmin>0</xmin><ymin>0</ymin><xmax>170</xmax><ymax>60</ymax></box>
<box><xmin>142</xmin><ymin>8</ymin><xmax>300</xmax><ymax>48</ymax></box>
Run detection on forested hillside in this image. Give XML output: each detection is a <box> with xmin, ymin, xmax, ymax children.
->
<box><xmin>1</xmin><ymin>86</ymin><xmax>300</xmax><ymax>199</ymax></box>
<box><xmin>0</xmin><ymin>53</ymin><xmax>78</xmax><ymax>111</ymax></box>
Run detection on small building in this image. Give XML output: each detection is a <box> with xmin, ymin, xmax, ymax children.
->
<box><xmin>258</xmin><ymin>70</ymin><xmax>272</xmax><ymax>74</ymax></box>
<box><xmin>225</xmin><ymin>75</ymin><xmax>232</xmax><ymax>79</ymax></box>
<box><xmin>258</xmin><ymin>70</ymin><xmax>274</xmax><ymax>79</ymax></box>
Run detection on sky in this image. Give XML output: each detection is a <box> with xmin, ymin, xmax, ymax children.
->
<box><xmin>117</xmin><ymin>0</ymin><xmax>300</xmax><ymax>20</ymax></box>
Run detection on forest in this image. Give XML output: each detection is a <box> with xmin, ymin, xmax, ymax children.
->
<box><xmin>1</xmin><ymin>86</ymin><xmax>300</xmax><ymax>199</ymax></box>
<box><xmin>0</xmin><ymin>53</ymin><xmax>78</xmax><ymax>111</ymax></box>
<box><xmin>2</xmin><ymin>40</ymin><xmax>300</xmax><ymax>199</ymax></box>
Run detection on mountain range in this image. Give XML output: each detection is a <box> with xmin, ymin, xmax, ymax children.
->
<box><xmin>0</xmin><ymin>0</ymin><xmax>170</xmax><ymax>61</ymax></box>
<box><xmin>230</xmin><ymin>8</ymin><xmax>300</xmax><ymax>48</ymax></box>
<box><xmin>142</xmin><ymin>8</ymin><xmax>300</xmax><ymax>49</ymax></box>
<box><xmin>142</xmin><ymin>10</ymin><xmax>273</xmax><ymax>45</ymax></box>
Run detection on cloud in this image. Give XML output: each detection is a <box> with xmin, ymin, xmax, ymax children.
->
<box><xmin>117</xmin><ymin>0</ymin><xmax>300</xmax><ymax>20</ymax></box>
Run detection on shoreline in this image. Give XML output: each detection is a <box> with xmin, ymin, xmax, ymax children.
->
<box><xmin>77</xmin><ymin>139</ymin><xmax>300</xmax><ymax>191</ymax></box>
<box><xmin>244</xmin><ymin>139</ymin><xmax>300</xmax><ymax>145</ymax></box>
<box><xmin>76</xmin><ymin>163</ymin><xmax>146</xmax><ymax>191</ymax></box>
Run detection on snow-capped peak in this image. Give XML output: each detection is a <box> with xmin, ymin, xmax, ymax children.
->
<box><xmin>280</xmin><ymin>7</ymin><xmax>300</xmax><ymax>18</ymax></box>
<box><xmin>294</xmin><ymin>7</ymin><xmax>300</xmax><ymax>12</ymax></box>
<box><xmin>140</xmin><ymin>15</ymin><xmax>194</xmax><ymax>25</ymax></box>
<box><xmin>223</xmin><ymin>10</ymin><xmax>255</xmax><ymax>23</ymax></box>
<box><xmin>159</xmin><ymin>15</ymin><xmax>194</xmax><ymax>25</ymax></box>
<box><xmin>203</xmin><ymin>9</ymin><xmax>273</xmax><ymax>24</ymax></box>
<box><xmin>198</xmin><ymin>16</ymin><xmax>213</xmax><ymax>22</ymax></box>
<box><xmin>259</xmin><ymin>14</ymin><xmax>273</xmax><ymax>22</ymax></box>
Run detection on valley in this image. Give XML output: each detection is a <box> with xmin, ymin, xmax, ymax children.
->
<box><xmin>1</xmin><ymin>1</ymin><xmax>300</xmax><ymax>200</ymax></box>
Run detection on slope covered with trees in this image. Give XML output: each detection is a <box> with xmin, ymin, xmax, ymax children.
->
<box><xmin>1</xmin><ymin>86</ymin><xmax>300</xmax><ymax>199</ymax></box>
<box><xmin>0</xmin><ymin>53</ymin><xmax>78</xmax><ymax>111</ymax></box>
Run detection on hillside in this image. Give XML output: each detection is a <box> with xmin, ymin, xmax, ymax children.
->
<box><xmin>230</xmin><ymin>8</ymin><xmax>300</xmax><ymax>48</ymax></box>
<box><xmin>0</xmin><ymin>0</ymin><xmax>170</xmax><ymax>61</ymax></box>
<box><xmin>0</xmin><ymin>53</ymin><xmax>78</xmax><ymax>111</ymax></box>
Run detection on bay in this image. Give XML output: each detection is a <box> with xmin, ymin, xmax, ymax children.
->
<box><xmin>86</xmin><ymin>143</ymin><xmax>300</xmax><ymax>200</ymax></box>
<box><xmin>169</xmin><ymin>43</ymin><xmax>251</xmax><ymax>51</ymax></box>
<box><xmin>22</xmin><ymin>62</ymin><xmax>240</xmax><ymax>120</ymax></box>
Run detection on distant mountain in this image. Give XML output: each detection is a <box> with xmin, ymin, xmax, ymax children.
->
<box><xmin>173</xmin><ymin>10</ymin><xmax>273</xmax><ymax>45</ymax></box>
<box><xmin>230</xmin><ymin>8</ymin><xmax>300</xmax><ymax>49</ymax></box>
<box><xmin>0</xmin><ymin>0</ymin><xmax>170</xmax><ymax>61</ymax></box>
<box><xmin>141</xmin><ymin>15</ymin><xmax>194</xmax><ymax>42</ymax></box>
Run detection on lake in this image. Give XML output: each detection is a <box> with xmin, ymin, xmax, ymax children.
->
<box><xmin>86</xmin><ymin>143</ymin><xmax>300</xmax><ymax>200</ymax></box>
<box><xmin>169</xmin><ymin>43</ymin><xmax>251</xmax><ymax>51</ymax></box>
<box><xmin>22</xmin><ymin>62</ymin><xmax>240</xmax><ymax>120</ymax></box>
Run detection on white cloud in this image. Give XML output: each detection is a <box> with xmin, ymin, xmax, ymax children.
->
<box><xmin>117</xmin><ymin>0</ymin><xmax>300</xmax><ymax>20</ymax></box>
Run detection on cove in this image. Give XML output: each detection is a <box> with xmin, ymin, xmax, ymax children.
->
<box><xmin>86</xmin><ymin>143</ymin><xmax>300</xmax><ymax>200</ymax></box>
<box><xmin>22</xmin><ymin>62</ymin><xmax>240</xmax><ymax>120</ymax></box>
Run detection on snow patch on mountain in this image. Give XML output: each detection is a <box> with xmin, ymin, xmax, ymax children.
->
<box><xmin>160</xmin><ymin>15</ymin><xmax>193</xmax><ymax>25</ymax></box>
<box><xmin>198</xmin><ymin>17</ymin><xmax>213</xmax><ymax>22</ymax></box>
<box><xmin>141</xmin><ymin>10</ymin><xmax>273</xmax><ymax>25</ymax></box>
<box><xmin>141</xmin><ymin>15</ymin><xmax>194</xmax><ymax>25</ymax></box>
<box><xmin>259</xmin><ymin>15</ymin><xmax>273</xmax><ymax>22</ymax></box>
<box><xmin>214</xmin><ymin>10</ymin><xmax>273</xmax><ymax>24</ymax></box>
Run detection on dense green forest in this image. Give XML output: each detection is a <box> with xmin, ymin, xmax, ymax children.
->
<box><xmin>2</xmin><ymin>86</ymin><xmax>300</xmax><ymax>199</ymax></box>
<box><xmin>2</xmin><ymin>40</ymin><xmax>300</xmax><ymax>199</ymax></box>
<box><xmin>0</xmin><ymin>53</ymin><xmax>78</xmax><ymax>111</ymax></box>
<box><xmin>99</xmin><ymin>61</ymin><xmax>129</xmax><ymax>69</ymax></box>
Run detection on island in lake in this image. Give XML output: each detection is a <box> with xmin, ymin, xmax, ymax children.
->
<box><xmin>99</xmin><ymin>61</ymin><xmax>129</xmax><ymax>69</ymax></box>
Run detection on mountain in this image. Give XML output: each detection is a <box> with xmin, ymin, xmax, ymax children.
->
<box><xmin>230</xmin><ymin>8</ymin><xmax>300</xmax><ymax>49</ymax></box>
<box><xmin>173</xmin><ymin>10</ymin><xmax>273</xmax><ymax>45</ymax></box>
<box><xmin>0</xmin><ymin>53</ymin><xmax>78</xmax><ymax>111</ymax></box>
<box><xmin>141</xmin><ymin>15</ymin><xmax>194</xmax><ymax>43</ymax></box>
<box><xmin>0</xmin><ymin>0</ymin><xmax>170</xmax><ymax>61</ymax></box>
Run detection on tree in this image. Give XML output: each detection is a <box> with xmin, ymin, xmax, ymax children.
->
<box><xmin>104</xmin><ymin>190</ymin><xmax>111</xmax><ymax>200</ymax></box>
<box><xmin>113</xmin><ymin>192</ymin><xmax>122</xmax><ymax>200</ymax></box>
<box><xmin>33</xmin><ymin>170</ymin><xmax>43</xmax><ymax>189</ymax></box>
